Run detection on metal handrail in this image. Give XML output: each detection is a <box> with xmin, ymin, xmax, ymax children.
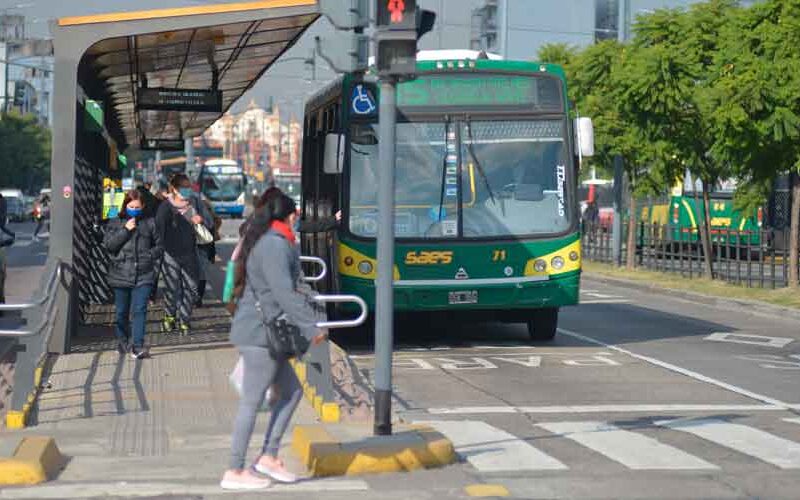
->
<box><xmin>0</xmin><ymin>264</ymin><xmax>62</xmax><ymax>337</ymax></box>
<box><xmin>0</xmin><ymin>263</ymin><xmax>61</xmax><ymax>311</ymax></box>
<box><xmin>299</xmin><ymin>256</ymin><xmax>327</xmax><ymax>283</ymax></box>
<box><xmin>313</xmin><ymin>294</ymin><xmax>368</xmax><ymax>329</ymax></box>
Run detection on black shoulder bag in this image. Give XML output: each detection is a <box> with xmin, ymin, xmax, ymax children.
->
<box><xmin>247</xmin><ymin>280</ymin><xmax>311</xmax><ymax>359</ymax></box>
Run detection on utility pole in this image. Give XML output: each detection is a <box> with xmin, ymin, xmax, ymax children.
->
<box><xmin>611</xmin><ymin>0</ymin><xmax>630</xmax><ymax>266</ymax></box>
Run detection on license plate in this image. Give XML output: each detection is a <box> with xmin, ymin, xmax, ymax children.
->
<box><xmin>449</xmin><ymin>290</ymin><xmax>478</xmax><ymax>305</ymax></box>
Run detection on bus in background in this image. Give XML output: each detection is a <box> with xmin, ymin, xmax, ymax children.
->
<box><xmin>198</xmin><ymin>159</ymin><xmax>247</xmax><ymax>218</ymax></box>
<box><xmin>301</xmin><ymin>50</ymin><xmax>593</xmax><ymax>341</ymax></box>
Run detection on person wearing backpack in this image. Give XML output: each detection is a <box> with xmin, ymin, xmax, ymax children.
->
<box><xmin>221</xmin><ymin>193</ymin><xmax>327</xmax><ymax>491</ymax></box>
<box><xmin>104</xmin><ymin>189</ymin><xmax>163</xmax><ymax>359</ymax></box>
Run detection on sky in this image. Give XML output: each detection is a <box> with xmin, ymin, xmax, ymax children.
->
<box><xmin>8</xmin><ymin>0</ymin><xmax>484</xmax><ymax>120</ymax></box>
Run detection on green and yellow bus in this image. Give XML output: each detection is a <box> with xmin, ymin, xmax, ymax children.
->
<box><xmin>300</xmin><ymin>51</ymin><xmax>593</xmax><ymax>341</ymax></box>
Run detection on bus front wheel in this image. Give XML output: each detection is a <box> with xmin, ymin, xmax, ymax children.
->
<box><xmin>527</xmin><ymin>308</ymin><xmax>558</xmax><ymax>342</ymax></box>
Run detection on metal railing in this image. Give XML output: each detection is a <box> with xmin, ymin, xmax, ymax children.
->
<box><xmin>582</xmin><ymin>222</ymin><xmax>799</xmax><ymax>289</ymax></box>
<box><xmin>0</xmin><ymin>260</ymin><xmax>64</xmax><ymax>428</ymax></box>
<box><xmin>299</xmin><ymin>255</ymin><xmax>368</xmax><ymax>411</ymax></box>
<box><xmin>300</xmin><ymin>256</ymin><xmax>327</xmax><ymax>283</ymax></box>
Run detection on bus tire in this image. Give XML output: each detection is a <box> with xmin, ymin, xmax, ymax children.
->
<box><xmin>527</xmin><ymin>308</ymin><xmax>558</xmax><ymax>342</ymax></box>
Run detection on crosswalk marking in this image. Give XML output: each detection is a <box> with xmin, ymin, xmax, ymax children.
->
<box><xmin>537</xmin><ymin>421</ymin><xmax>718</xmax><ymax>470</ymax></box>
<box><xmin>657</xmin><ymin>418</ymin><xmax>800</xmax><ymax>469</ymax></box>
<box><xmin>419</xmin><ymin>420</ymin><xmax>568</xmax><ymax>471</ymax></box>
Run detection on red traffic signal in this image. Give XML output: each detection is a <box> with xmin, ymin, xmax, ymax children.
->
<box><xmin>377</xmin><ymin>0</ymin><xmax>415</xmax><ymax>29</ymax></box>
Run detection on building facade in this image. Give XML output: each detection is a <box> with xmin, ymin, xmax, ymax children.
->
<box><xmin>469</xmin><ymin>0</ymin><xmax>749</xmax><ymax>59</ymax></box>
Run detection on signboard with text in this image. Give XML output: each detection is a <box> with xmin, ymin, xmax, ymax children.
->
<box><xmin>137</xmin><ymin>87</ymin><xmax>222</xmax><ymax>112</ymax></box>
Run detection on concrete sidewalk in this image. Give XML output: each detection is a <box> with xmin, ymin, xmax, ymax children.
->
<box><xmin>0</xmin><ymin>335</ymin><xmax>353</xmax><ymax>498</ymax></box>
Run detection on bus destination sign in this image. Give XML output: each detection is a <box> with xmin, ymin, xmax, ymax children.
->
<box><xmin>397</xmin><ymin>75</ymin><xmax>562</xmax><ymax>111</ymax></box>
<box><xmin>138</xmin><ymin>87</ymin><xmax>222</xmax><ymax>112</ymax></box>
<box><xmin>140</xmin><ymin>138</ymin><xmax>185</xmax><ymax>151</ymax></box>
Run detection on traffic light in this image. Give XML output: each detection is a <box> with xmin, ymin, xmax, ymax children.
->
<box><xmin>315</xmin><ymin>0</ymin><xmax>370</xmax><ymax>73</ymax></box>
<box><xmin>375</xmin><ymin>0</ymin><xmax>436</xmax><ymax>77</ymax></box>
<box><xmin>13</xmin><ymin>81</ymin><xmax>25</xmax><ymax>107</ymax></box>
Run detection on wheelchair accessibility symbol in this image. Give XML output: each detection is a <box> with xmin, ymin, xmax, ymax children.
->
<box><xmin>351</xmin><ymin>84</ymin><xmax>376</xmax><ymax>116</ymax></box>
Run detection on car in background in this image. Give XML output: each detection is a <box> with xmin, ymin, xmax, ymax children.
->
<box><xmin>1</xmin><ymin>189</ymin><xmax>26</xmax><ymax>222</ymax></box>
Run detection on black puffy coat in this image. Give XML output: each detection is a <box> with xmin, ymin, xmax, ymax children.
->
<box><xmin>104</xmin><ymin>216</ymin><xmax>164</xmax><ymax>288</ymax></box>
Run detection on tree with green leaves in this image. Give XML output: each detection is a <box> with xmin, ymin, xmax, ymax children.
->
<box><xmin>536</xmin><ymin>43</ymin><xmax>578</xmax><ymax>69</ymax></box>
<box><xmin>0</xmin><ymin>112</ymin><xmax>51</xmax><ymax>193</ymax></box>
<box><xmin>710</xmin><ymin>0</ymin><xmax>800</xmax><ymax>287</ymax></box>
<box><xmin>616</xmin><ymin>1</ymin><xmax>740</xmax><ymax>278</ymax></box>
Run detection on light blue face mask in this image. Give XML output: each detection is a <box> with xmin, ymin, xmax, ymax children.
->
<box><xmin>178</xmin><ymin>187</ymin><xmax>194</xmax><ymax>199</ymax></box>
<box><xmin>126</xmin><ymin>207</ymin><xmax>143</xmax><ymax>218</ymax></box>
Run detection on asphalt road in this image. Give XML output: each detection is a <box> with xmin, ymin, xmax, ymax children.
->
<box><xmin>210</xmin><ymin>219</ymin><xmax>800</xmax><ymax>499</ymax></box>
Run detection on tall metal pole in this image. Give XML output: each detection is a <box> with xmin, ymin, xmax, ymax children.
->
<box><xmin>611</xmin><ymin>0</ymin><xmax>630</xmax><ymax>266</ymax></box>
<box><xmin>374</xmin><ymin>78</ymin><xmax>397</xmax><ymax>437</ymax></box>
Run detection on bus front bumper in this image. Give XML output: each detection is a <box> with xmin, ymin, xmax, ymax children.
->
<box><xmin>339</xmin><ymin>272</ymin><xmax>581</xmax><ymax>313</ymax></box>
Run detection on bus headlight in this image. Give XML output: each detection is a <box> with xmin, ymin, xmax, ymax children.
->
<box><xmin>533</xmin><ymin>259</ymin><xmax>547</xmax><ymax>273</ymax></box>
<box><xmin>358</xmin><ymin>261</ymin><xmax>373</xmax><ymax>275</ymax></box>
<box><xmin>569</xmin><ymin>251</ymin><xmax>580</xmax><ymax>261</ymax></box>
<box><xmin>551</xmin><ymin>256</ymin><xmax>565</xmax><ymax>270</ymax></box>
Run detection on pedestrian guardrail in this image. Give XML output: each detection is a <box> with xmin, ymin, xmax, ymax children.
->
<box><xmin>292</xmin><ymin>256</ymin><xmax>369</xmax><ymax>423</ymax></box>
<box><xmin>582</xmin><ymin>222</ymin><xmax>800</xmax><ymax>289</ymax></box>
<box><xmin>0</xmin><ymin>260</ymin><xmax>63</xmax><ymax>429</ymax></box>
<box><xmin>299</xmin><ymin>256</ymin><xmax>327</xmax><ymax>283</ymax></box>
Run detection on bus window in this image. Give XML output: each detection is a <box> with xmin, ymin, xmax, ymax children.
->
<box><xmin>460</xmin><ymin>120</ymin><xmax>571</xmax><ymax>237</ymax></box>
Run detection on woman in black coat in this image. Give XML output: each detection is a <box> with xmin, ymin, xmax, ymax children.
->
<box><xmin>104</xmin><ymin>189</ymin><xmax>163</xmax><ymax>359</ymax></box>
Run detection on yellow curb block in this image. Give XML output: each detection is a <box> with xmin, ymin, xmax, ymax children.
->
<box><xmin>290</xmin><ymin>358</ymin><xmax>342</xmax><ymax>423</ymax></box>
<box><xmin>0</xmin><ymin>437</ymin><xmax>66</xmax><ymax>485</ymax></box>
<box><xmin>291</xmin><ymin>424</ymin><xmax>456</xmax><ymax>477</ymax></box>
<box><xmin>465</xmin><ymin>484</ymin><xmax>510</xmax><ymax>497</ymax></box>
<box><xmin>5</xmin><ymin>363</ymin><xmax>47</xmax><ymax>429</ymax></box>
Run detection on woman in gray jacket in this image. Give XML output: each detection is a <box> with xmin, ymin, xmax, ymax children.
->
<box><xmin>221</xmin><ymin>193</ymin><xmax>326</xmax><ymax>491</ymax></box>
<box><xmin>104</xmin><ymin>189</ymin><xmax>163</xmax><ymax>359</ymax></box>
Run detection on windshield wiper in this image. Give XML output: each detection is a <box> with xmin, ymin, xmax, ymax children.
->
<box><xmin>464</xmin><ymin>116</ymin><xmax>497</xmax><ymax>206</ymax></box>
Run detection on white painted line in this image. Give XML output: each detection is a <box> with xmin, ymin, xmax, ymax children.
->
<box><xmin>0</xmin><ymin>479</ymin><xmax>370</xmax><ymax>498</ymax></box>
<box><xmin>427</xmin><ymin>404</ymin><xmax>783</xmax><ymax>415</ymax></box>
<box><xmin>581</xmin><ymin>299</ymin><xmax>631</xmax><ymax>304</ymax></box>
<box><xmin>418</xmin><ymin>420</ymin><xmax>567</xmax><ymax>471</ymax></box>
<box><xmin>705</xmin><ymin>332</ymin><xmax>794</xmax><ymax>348</ymax></box>
<box><xmin>657</xmin><ymin>418</ymin><xmax>800</xmax><ymax>469</ymax></box>
<box><xmin>538</xmin><ymin>421</ymin><xmax>718</xmax><ymax>470</ymax></box>
<box><xmin>558</xmin><ymin>328</ymin><xmax>793</xmax><ymax>409</ymax></box>
<box><xmin>783</xmin><ymin>417</ymin><xmax>800</xmax><ymax>425</ymax></box>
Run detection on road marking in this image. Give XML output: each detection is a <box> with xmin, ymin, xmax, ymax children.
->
<box><xmin>491</xmin><ymin>355</ymin><xmax>542</xmax><ymax>367</ymax></box>
<box><xmin>537</xmin><ymin>421</ymin><xmax>718</xmax><ymax>470</ymax></box>
<box><xmin>0</xmin><ymin>479</ymin><xmax>370</xmax><ymax>498</ymax></box>
<box><xmin>657</xmin><ymin>418</ymin><xmax>800</xmax><ymax>469</ymax></box>
<box><xmin>705</xmin><ymin>332</ymin><xmax>794</xmax><ymax>348</ymax></box>
<box><xmin>784</xmin><ymin>417</ymin><xmax>800</xmax><ymax>425</ymax></box>
<box><xmin>464</xmin><ymin>484</ymin><xmax>510</xmax><ymax>497</ymax></box>
<box><xmin>558</xmin><ymin>328</ymin><xmax>793</xmax><ymax>409</ymax></box>
<box><xmin>418</xmin><ymin>420</ymin><xmax>568</xmax><ymax>471</ymax></box>
<box><xmin>437</xmin><ymin>357</ymin><xmax>498</xmax><ymax>370</ymax></box>
<box><xmin>354</xmin><ymin>354</ymin><xmax>621</xmax><ymax>370</ymax></box>
<box><xmin>581</xmin><ymin>299</ymin><xmax>631</xmax><ymax>304</ymax></box>
<box><xmin>426</xmin><ymin>404</ymin><xmax>784</xmax><ymax>415</ymax></box>
<box><xmin>737</xmin><ymin>354</ymin><xmax>800</xmax><ymax>370</ymax></box>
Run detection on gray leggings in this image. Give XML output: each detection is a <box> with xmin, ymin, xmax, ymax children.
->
<box><xmin>229</xmin><ymin>346</ymin><xmax>303</xmax><ymax>470</ymax></box>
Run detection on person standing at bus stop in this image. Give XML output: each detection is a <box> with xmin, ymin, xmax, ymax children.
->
<box><xmin>104</xmin><ymin>189</ymin><xmax>163</xmax><ymax>358</ymax></box>
<box><xmin>156</xmin><ymin>174</ymin><xmax>204</xmax><ymax>335</ymax></box>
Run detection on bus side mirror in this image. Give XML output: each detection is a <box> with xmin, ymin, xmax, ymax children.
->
<box><xmin>574</xmin><ymin>117</ymin><xmax>594</xmax><ymax>157</ymax></box>
<box><xmin>324</xmin><ymin>134</ymin><xmax>345</xmax><ymax>174</ymax></box>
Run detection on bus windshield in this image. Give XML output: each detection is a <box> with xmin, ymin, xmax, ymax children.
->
<box><xmin>201</xmin><ymin>173</ymin><xmax>244</xmax><ymax>202</ymax></box>
<box><xmin>348</xmin><ymin>119</ymin><xmax>571</xmax><ymax>239</ymax></box>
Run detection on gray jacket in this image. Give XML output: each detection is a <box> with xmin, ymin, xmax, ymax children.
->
<box><xmin>229</xmin><ymin>230</ymin><xmax>319</xmax><ymax>348</ymax></box>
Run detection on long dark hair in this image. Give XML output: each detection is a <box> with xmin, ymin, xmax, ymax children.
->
<box><xmin>233</xmin><ymin>193</ymin><xmax>297</xmax><ymax>300</ymax></box>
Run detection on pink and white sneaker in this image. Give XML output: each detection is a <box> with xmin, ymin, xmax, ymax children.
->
<box><xmin>220</xmin><ymin>469</ymin><xmax>272</xmax><ymax>490</ymax></box>
<box><xmin>254</xmin><ymin>457</ymin><xmax>298</xmax><ymax>483</ymax></box>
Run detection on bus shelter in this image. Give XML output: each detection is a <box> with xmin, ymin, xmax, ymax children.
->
<box><xmin>47</xmin><ymin>0</ymin><xmax>318</xmax><ymax>353</ymax></box>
